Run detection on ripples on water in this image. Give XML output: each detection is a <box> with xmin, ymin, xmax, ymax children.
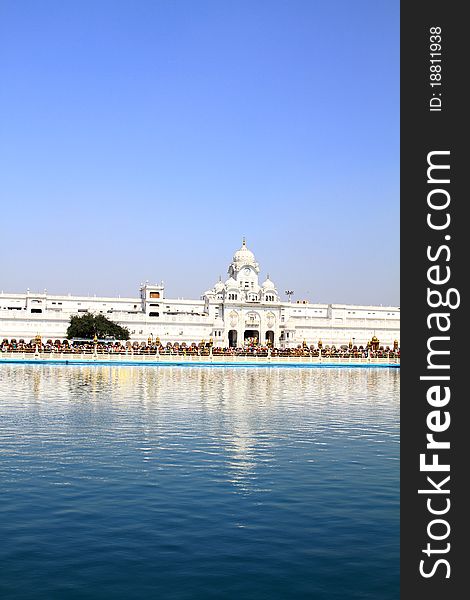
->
<box><xmin>0</xmin><ymin>365</ymin><xmax>399</xmax><ymax>599</ymax></box>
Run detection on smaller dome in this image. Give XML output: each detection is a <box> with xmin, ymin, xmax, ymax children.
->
<box><xmin>213</xmin><ymin>280</ymin><xmax>225</xmax><ymax>293</ymax></box>
<box><xmin>262</xmin><ymin>276</ymin><xmax>275</xmax><ymax>289</ymax></box>
<box><xmin>225</xmin><ymin>276</ymin><xmax>238</xmax><ymax>289</ymax></box>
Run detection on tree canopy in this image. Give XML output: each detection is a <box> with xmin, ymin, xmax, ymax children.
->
<box><xmin>66</xmin><ymin>313</ymin><xmax>130</xmax><ymax>340</ymax></box>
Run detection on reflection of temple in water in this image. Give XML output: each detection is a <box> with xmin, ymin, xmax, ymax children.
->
<box><xmin>1</xmin><ymin>365</ymin><xmax>399</xmax><ymax>496</ymax></box>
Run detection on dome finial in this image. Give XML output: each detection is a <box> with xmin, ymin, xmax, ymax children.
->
<box><xmin>242</xmin><ymin>236</ymin><xmax>246</xmax><ymax>246</ymax></box>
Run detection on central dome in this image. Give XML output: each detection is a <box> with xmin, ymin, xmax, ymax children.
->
<box><xmin>232</xmin><ymin>238</ymin><xmax>255</xmax><ymax>264</ymax></box>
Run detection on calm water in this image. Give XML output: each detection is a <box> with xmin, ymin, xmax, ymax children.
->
<box><xmin>0</xmin><ymin>365</ymin><xmax>399</xmax><ymax>600</ymax></box>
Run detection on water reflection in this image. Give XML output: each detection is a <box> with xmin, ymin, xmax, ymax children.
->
<box><xmin>0</xmin><ymin>365</ymin><xmax>400</xmax><ymax>600</ymax></box>
<box><xmin>0</xmin><ymin>365</ymin><xmax>399</xmax><ymax>496</ymax></box>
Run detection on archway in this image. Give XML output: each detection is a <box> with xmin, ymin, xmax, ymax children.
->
<box><xmin>265</xmin><ymin>330</ymin><xmax>274</xmax><ymax>346</ymax></box>
<box><xmin>244</xmin><ymin>330</ymin><xmax>259</xmax><ymax>346</ymax></box>
<box><xmin>228</xmin><ymin>330</ymin><xmax>238</xmax><ymax>348</ymax></box>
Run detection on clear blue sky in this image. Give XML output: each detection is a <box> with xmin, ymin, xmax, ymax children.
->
<box><xmin>0</xmin><ymin>0</ymin><xmax>399</xmax><ymax>305</ymax></box>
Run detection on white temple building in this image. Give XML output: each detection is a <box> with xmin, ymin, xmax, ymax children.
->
<box><xmin>0</xmin><ymin>240</ymin><xmax>400</xmax><ymax>348</ymax></box>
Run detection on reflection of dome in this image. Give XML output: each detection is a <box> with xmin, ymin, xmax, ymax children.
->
<box><xmin>232</xmin><ymin>238</ymin><xmax>256</xmax><ymax>264</ymax></box>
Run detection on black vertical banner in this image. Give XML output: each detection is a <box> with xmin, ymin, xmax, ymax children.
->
<box><xmin>401</xmin><ymin>2</ymin><xmax>467</xmax><ymax>599</ymax></box>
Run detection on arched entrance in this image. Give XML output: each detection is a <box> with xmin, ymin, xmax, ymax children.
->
<box><xmin>228</xmin><ymin>330</ymin><xmax>238</xmax><ymax>348</ymax></box>
<box><xmin>265</xmin><ymin>330</ymin><xmax>274</xmax><ymax>346</ymax></box>
<box><xmin>244</xmin><ymin>330</ymin><xmax>259</xmax><ymax>346</ymax></box>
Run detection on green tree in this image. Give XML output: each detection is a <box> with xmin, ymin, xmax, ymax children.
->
<box><xmin>66</xmin><ymin>313</ymin><xmax>130</xmax><ymax>340</ymax></box>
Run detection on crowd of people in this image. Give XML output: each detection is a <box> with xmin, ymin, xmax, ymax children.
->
<box><xmin>1</xmin><ymin>337</ymin><xmax>400</xmax><ymax>359</ymax></box>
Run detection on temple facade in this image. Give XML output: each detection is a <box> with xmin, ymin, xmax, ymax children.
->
<box><xmin>0</xmin><ymin>240</ymin><xmax>400</xmax><ymax>348</ymax></box>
